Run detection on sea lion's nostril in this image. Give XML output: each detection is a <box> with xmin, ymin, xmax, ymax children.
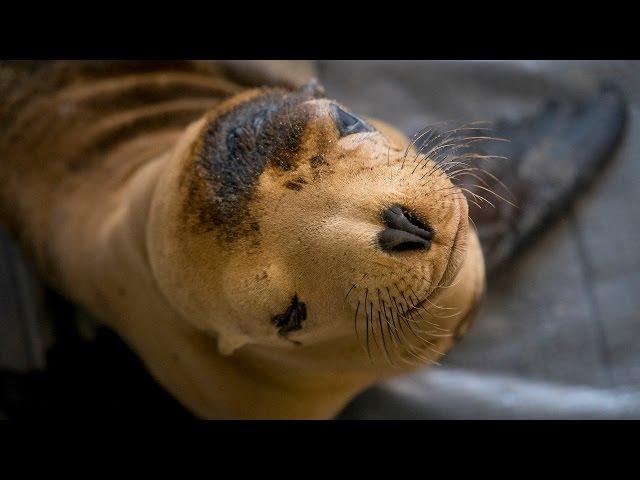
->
<box><xmin>378</xmin><ymin>204</ymin><xmax>433</xmax><ymax>253</ymax></box>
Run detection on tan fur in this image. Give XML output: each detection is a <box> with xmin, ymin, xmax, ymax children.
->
<box><xmin>0</xmin><ymin>61</ymin><xmax>485</xmax><ymax>418</ymax></box>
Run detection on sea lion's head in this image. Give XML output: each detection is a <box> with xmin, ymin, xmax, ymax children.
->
<box><xmin>148</xmin><ymin>80</ymin><xmax>484</xmax><ymax>365</ymax></box>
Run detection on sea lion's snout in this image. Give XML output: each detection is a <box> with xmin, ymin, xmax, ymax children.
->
<box><xmin>377</xmin><ymin>204</ymin><xmax>433</xmax><ymax>253</ymax></box>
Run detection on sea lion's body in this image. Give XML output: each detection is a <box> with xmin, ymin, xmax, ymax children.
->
<box><xmin>0</xmin><ymin>61</ymin><xmax>484</xmax><ymax>418</ymax></box>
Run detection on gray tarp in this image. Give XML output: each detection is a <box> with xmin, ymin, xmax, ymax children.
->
<box><xmin>318</xmin><ymin>61</ymin><xmax>640</xmax><ymax>419</ymax></box>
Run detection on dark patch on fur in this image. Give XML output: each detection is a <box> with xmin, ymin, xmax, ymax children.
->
<box><xmin>272</xmin><ymin>294</ymin><xmax>307</xmax><ymax>337</ymax></box>
<box><xmin>310</xmin><ymin>154</ymin><xmax>334</xmax><ymax>180</ymax></box>
<box><xmin>285</xmin><ymin>181</ymin><xmax>303</xmax><ymax>191</ymax></box>
<box><xmin>188</xmin><ymin>87</ymin><xmax>322</xmax><ymax>238</ymax></box>
<box><xmin>310</xmin><ymin>155</ymin><xmax>326</xmax><ymax>168</ymax></box>
<box><xmin>285</xmin><ymin>177</ymin><xmax>307</xmax><ymax>191</ymax></box>
<box><xmin>69</xmin><ymin>104</ymin><xmax>213</xmax><ymax>171</ymax></box>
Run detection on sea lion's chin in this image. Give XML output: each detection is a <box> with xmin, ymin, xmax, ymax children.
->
<box><xmin>434</xmin><ymin>212</ymin><xmax>469</xmax><ymax>296</ymax></box>
<box><xmin>397</xmin><ymin>218</ymin><xmax>469</xmax><ymax>314</ymax></box>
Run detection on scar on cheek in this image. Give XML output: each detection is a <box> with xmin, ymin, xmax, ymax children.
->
<box><xmin>310</xmin><ymin>155</ymin><xmax>327</xmax><ymax>168</ymax></box>
<box><xmin>272</xmin><ymin>294</ymin><xmax>307</xmax><ymax>339</ymax></box>
<box><xmin>285</xmin><ymin>181</ymin><xmax>302</xmax><ymax>191</ymax></box>
<box><xmin>284</xmin><ymin>177</ymin><xmax>308</xmax><ymax>191</ymax></box>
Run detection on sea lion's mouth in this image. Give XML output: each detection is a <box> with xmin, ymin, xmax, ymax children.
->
<box><xmin>435</xmin><ymin>210</ymin><xmax>467</xmax><ymax>294</ymax></box>
<box><xmin>403</xmin><ymin>296</ymin><xmax>429</xmax><ymax>317</ymax></box>
<box><xmin>409</xmin><ymin>209</ymin><xmax>466</xmax><ymax>311</ymax></box>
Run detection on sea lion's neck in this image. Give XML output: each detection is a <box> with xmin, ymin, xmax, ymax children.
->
<box><xmin>76</xmin><ymin>154</ymin><xmax>360</xmax><ymax>419</ymax></box>
<box><xmin>1</xmin><ymin>62</ymin><xmax>241</xmax><ymax>182</ymax></box>
<box><xmin>0</xmin><ymin>61</ymin><xmax>239</xmax><ymax>263</ymax></box>
<box><xmin>40</xmin><ymin>133</ymin><xmax>482</xmax><ymax>421</ymax></box>
<box><xmin>101</xmin><ymin>161</ymin><xmax>483</xmax><ymax>418</ymax></box>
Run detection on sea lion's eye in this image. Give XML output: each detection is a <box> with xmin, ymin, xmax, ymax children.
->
<box><xmin>333</xmin><ymin>105</ymin><xmax>374</xmax><ymax>137</ymax></box>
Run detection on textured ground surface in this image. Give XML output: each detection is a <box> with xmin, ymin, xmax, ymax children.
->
<box><xmin>1</xmin><ymin>61</ymin><xmax>639</xmax><ymax>418</ymax></box>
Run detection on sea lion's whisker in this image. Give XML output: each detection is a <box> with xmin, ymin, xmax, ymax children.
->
<box><xmin>413</xmin><ymin>130</ymin><xmax>467</xmax><ymax>171</ymax></box>
<box><xmin>420</xmin><ymin>133</ymin><xmax>509</xmax><ymax>177</ymax></box>
<box><xmin>368</xmin><ymin>300</ymin><xmax>381</xmax><ymax>358</ymax></box>
<box><xmin>402</xmin><ymin>125</ymin><xmax>437</xmax><ymax>169</ymax></box>
<box><xmin>419</xmin><ymin>140</ymin><xmax>472</xmax><ymax>168</ymax></box>
<box><xmin>348</xmin><ymin>274</ymin><xmax>370</xmax><ymax>350</ymax></box>
<box><xmin>435</xmin><ymin>191</ymin><xmax>466</xmax><ymax>200</ymax></box>
<box><xmin>421</xmin><ymin>296</ymin><xmax>456</xmax><ymax>311</ymax></box>
<box><xmin>431</xmin><ymin>184</ymin><xmax>462</xmax><ymax>194</ymax></box>
<box><xmin>406</xmin><ymin>286</ymin><xmax>453</xmax><ymax>328</ymax></box>
<box><xmin>468</xmin><ymin>214</ymin><xmax>480</xmax><ymax>237</ymax></box>
<box><xmin>376</xmin><ymin>304</ymin><xmax>395</xmax><ymax>366</ymax></box>
<box><xmin>354</xmin><ymin>299</ymin><xmax>361</xmax><ymax>345</ymax></box>
<box><xmin>454</xmin><ymin>166</ymin><xmax>515</xmax><ymax>201</ymax></box>
<box><xmin>386</xmin><ymin>308</ymin><xmax>407</xmax><ymax>352</ymax></box>
<box><xmin>420</xmin><ymin>159</ymin><xmax>468</xmax><ymax>181</ymax></box>
<box><xmin>345</xmin><ymin>283</ymin><xmax>357</xmax><ymax>300</ymax></box>
<box><xmin>453</xmin><ymin>152</ymin><xmax>509</xmax><ymax>162</ymax></box>
<box><xmin>384</xmin><ymin>296</ymin><xmax>438</xmax><ymax>364</ymax></box>
<box><xmin>470</xmin><ymin>184</ymin><xmax>520</xmax><ymax>209</ymax></box>
<box><xmin>441</xmin><ymin>192</ymin><xmax>481</xmax><ymax>208</ymax></box>
<box><xmin>345</xmin><ymin>273</ymin><xmax>368</xmax><ymax>301</ymax></box>
<box><xmin>411</xmin><ymin>121</ymin><xmax>470</xmax><ymax>154</ymax></box>
<box><xmin>388</xmin><ymin>292</ymin><xmax>422</xmax><ymax>341</ymax></box>
<box><xmin>417</xmin><ymin>125</ymin><xmax>494</xmax><ymax>158</ymax></box>
<box><xmin>385</xmin><ymin>287</ymin><xmax>408</xmax><ymax>341</ymax></box>
<box><xmin>397</xmin><ymin>304</ymin><xmax>446</xmax><ymax>355</ymax></box>
<box><xmin>378</xmin><ymin>297</ymin><xmax>401</xmax><ymax>359</ymax></box>
<box><xmin>422</xmin><ymin>152</ymin><xmax>466</xmax><ymax>179</ymax></box>
<box><xmin>422</xmin><ymin>299</ymin><xmax>462</xmax><ymax>320</ymax></box>
<box><xmin>421</xmin><ymin>132</ymin><xmax>494</xmax><ymax>164</ymax></box>
<box><xmin>430</xmin><ymin>310</ymin><xmax>464</xmax><ymax>319</ymax></box>
<box><xmin>440</xmin><ymin>155</ymin><xmax>473</xmax><ymax>172</ymax></box>
<box><xmin>433</xmin><ymin>268</ymin><xmax>465</xmax><ymax>290</ymax></box>
<box><xmin>459</xmin><ymin>187</ymin><xmax>495</xmax><ymax>208</ymax></box>
<box><xmin>410</xmin><ymin>125</ymin><xmax>463</xmax><ymax>172</ymax></box>
<box><xmin>412</xmin><ymin>127</ymin><xmax>440</xmax><ymax>162</ymax></box>
<box><xmin>364</xmin><ymin>288</ymin><xmax>371</xmax><ymax>360</ymax></box>
<box><xmin>400</xmin><ymin>294</ymin><xmax>449</xmax><ymax>342</ymax></box>
<box><xmin>450</xmin><ymin>171</ymin><xmax>496</xmax><ymax>192</ymax></box>
<box><xmin>417</xmin><ymin>331</ymin><xmax>453</xmax><ymax>338</ymax></box>
<box><xmin>379</xmin><ymin>292</ymin><xmax>402</xmax><ymax>345</ymax></box>
<box><xmin>394</xmin><ymin>283</ymin><xmax>426</xmax><ymax>320</ymax></box>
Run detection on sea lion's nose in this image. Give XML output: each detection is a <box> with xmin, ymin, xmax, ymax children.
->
<box><xmin>377</xmin><ymin>204</ymin><xmax>433</xmax><ymax>253</ymax></box>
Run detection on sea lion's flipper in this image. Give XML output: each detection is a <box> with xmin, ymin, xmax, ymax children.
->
<box><xmin>448</xmin><ymin>82</ymin><xmax>628</xmax><ymax>277</ymax></box>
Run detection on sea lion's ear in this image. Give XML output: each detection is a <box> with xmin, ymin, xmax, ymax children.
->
<box><xmin>298</xmin><ymin>78</ymin><xmax>326</xmax><ymax>99</ymax></box>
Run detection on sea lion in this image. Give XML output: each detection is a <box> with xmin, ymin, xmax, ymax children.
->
<box><xmin>0</xmin><ymin>61</ymin><xmax>485</xmax><ymax>418</ymax></box>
